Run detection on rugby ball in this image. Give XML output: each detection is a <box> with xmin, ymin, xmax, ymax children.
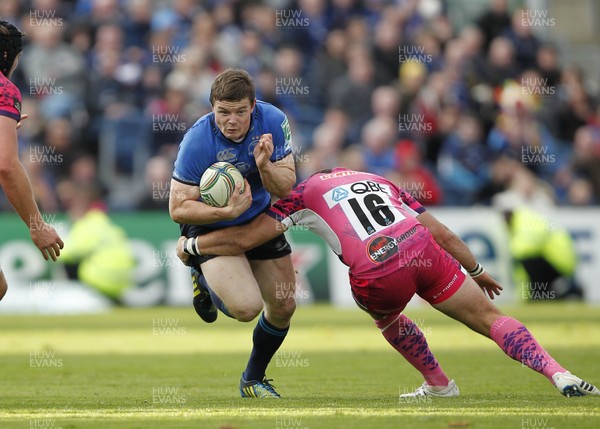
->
<box><xmin>199</xmin><ymin>162</ymin><xmax>245</xmax><ymax>207</ymax></box>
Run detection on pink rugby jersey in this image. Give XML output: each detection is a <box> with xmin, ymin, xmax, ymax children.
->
<box><xmin>267</xmin><ymin>168</ymin><xmax>431</xmax><ymax>279</ymax></box>
<box><xmin>0</xmin><ymin>71</ymin><xmax>22</xmax><ymax>122</ymax></box>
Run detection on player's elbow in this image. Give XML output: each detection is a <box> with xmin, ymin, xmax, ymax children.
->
<box><xmin>272</xmin><ymin>180</ymin><xmax>294</xmax><ymax>198</ymax></box>
<box><xmin>169</xmin><ymin>205</ymin><xmax>185</xmax><ymax>224</ymax></box>
<box><xmin>274</xmin><ymin>187</ymin><xmax>292</xmax><ymax>198</ymax></box>
<box><xmin>271</xmin><ymin>171</ymin><xmax>295</xmax><ymax>198</ymax></box>
<box><xmin>433</xmin><ymin>226</ymin><xmax>457</xmax><ymax>248</ymax></box>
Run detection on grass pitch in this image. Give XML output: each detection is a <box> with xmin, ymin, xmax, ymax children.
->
<box><xmin>1</xmin><ymin>303</ymin><xmax>599</xmax><ymax>428</ymax></box>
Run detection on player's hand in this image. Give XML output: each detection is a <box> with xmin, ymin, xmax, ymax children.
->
<box><xmin>16</xmin><ymin>113</ymin><xmax>29</xmax><ymax>130</ymax></box>
<box><xmin>176</xmin><ymin>236</ymin><xmax>190</xmax><ymax>266</ymax></box>
<box><xmin>226</xmin><ymin>179</ymin><xmax>252</xmax><ymax>219</ymax></box>
<box><xmin>473</xmin><ymin>272</ymin><xmax>503</xmax><ymax>300</ymax></box>
<box><xmin>30</xmin><ymin>223</ymin><xmax>64</xmax><ymax>261</ymax></box>
<box><xmin>254</xmin><ymin>133</ymin><xmax>274</xmax><ymax>170</ymax></box>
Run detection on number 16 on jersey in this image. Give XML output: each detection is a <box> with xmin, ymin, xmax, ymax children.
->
<box><xmin>324</xmin><ymin>181</ymin><xmax>405</xmax><ymax>241</ymax></box>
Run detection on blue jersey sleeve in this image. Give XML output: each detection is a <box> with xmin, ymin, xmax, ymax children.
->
<box><xmin>263</xmin><ymin>106</ymin><xmax>293</xmax><ymax>162</ymax></box>
<box><xmin>172</xmin><ymin>124</ymin><xmax>212</xmax><ymax>186</ymax></box>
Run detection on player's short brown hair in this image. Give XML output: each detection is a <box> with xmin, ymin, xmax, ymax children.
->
<box><xmin>209</xmin><ymin>68</ymin><xmax>255</xmax><ymax>106</ymax></box>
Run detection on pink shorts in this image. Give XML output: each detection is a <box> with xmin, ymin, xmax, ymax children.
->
<box><xmin>349</xmin><ymin>234</ymin><xmax>466</xmax><ymax>315</ymax></box>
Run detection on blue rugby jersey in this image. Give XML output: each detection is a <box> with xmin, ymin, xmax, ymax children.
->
<box><xmin>172</xmin><ymin>100</ymin><xmax>293</xmax><ymax>228</ymax></box>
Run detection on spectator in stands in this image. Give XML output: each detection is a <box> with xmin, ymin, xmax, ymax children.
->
<box><xmin>423</xmin><ymin>104</ymin><xmax>460</xmax><ymax>167</ymax></box>
<box><xmin>297</xmin><ymin>121</ymin><xmax>346</xmax><ymax>181</ymax></box>
<box><xmin>535</xmin><ymin>43</ymin><xmax>561</xmax><ymax>89</ymax></box>
<box><xmin>39</xmin><ymin>117</ymin><xmax>78</xmax><ymax>183</ymax></box>
<box><xmin>398</xmin><ymin>60</ymin><xmax>428</xmax><ymax>119</ymax></box>
<box><xmin>151</xmin><ymin>0</ymin><xmax>199</xmax><ymax>50</ymax></box>
<box><xmin>372</xmin><ymin>16</ymin><xmax>402</xmax><ymax>85</ymax></box>
<box><xmin>20</xmin><ymin>24</ymin><xmax>86</xmax><ymax>120</ymax></box>
<box><xmin>487</xmin><ymin>81</ymin><xmax>563</xmax><ymax>181</ymax></box>
<box><xmin>359</xmin><ymin>116</ymin><xmax>397</xmax><ymax>178</ymax></box>
<box><xmin>0</xmin><ymin>0</ymin><xmax>597</xmax><ymax>212</ymax></box>
<box><xmin>544</xmin><ymin>66</ymin><xmax>594</xmax><ymax>143</ymax></box>
<box><xmin>475</xmin><ymin>0</ymin><xmax>511</xmax><ymax>53</ymax></box>
<box><xmin>137</xmin><ymin>155</ymin><xmax>173</xmax><ymax>210</ymax></box>
<box><xmin>371</xmin><ymin>85</ymin><xmax>401</xmax><ymax>122</ymax></box>
<box><xmin>478</xmin><ymin>36</ymin><xmax>518</xmax><ymax>88</ymax></box>
<box><xmin>393</xmin><ymin>139</ymin><xmax>442</xmax><ymax>205</ymax></box>
<box><xmin>281</xmin><ymin>0</ymin><xmax>329</xmax><ymax>57</ymax></box>
<box><xmin>329</xmin><ymin>44</ymin><xmax>376</xmax><ymax>143</ymax></box>
<box><xmin>567</xmin><ymin>178</ymin><xmax>595</xmax><ymax>206</ymax></box>
<box><xmin>492</xmin><ymin>165</ymin><xmax>555</xmax><ymax>210</ymax></box>
<box><xmin>569</xmin><ymin>126</ymin><xmax>600</xmax><ymax>202</ymax></box>
<box><xmin>122</xmin><ymin>0</ymin><xmax>152</xmax><ymax>49</ymax></box>
<box><xmin>0</xmin><ymin>0</ymin><xmax>21</xmax><ymax>24</ymax></box>
<box><xmin>503</xmin><ymin>9</ymin><xmax>541</xmax><ymax>72</ymax></box>
<box><xmin>272</xmin><ymin>45</ymin><xmax>310</xmax><ymax>123</ymax></box>
<box><xmin>329</xmin><ymin>0</ymin><xmax>365</xmax><ymax>30</ymax></box>
<box><xmin>234</xmin><ymin>28</ymin><xmax>266</xmax><ymax>78</ymax></box>
<box><xmin>309</xmin><ymin>29</ymin><xmax>348</xmax><ymax>108</ymax></box>
<box><xmin>438</xmin><ymin>113</ymin><xmax>490</xmax><ymax>205</ymax></box>
<box><xmin>410</xmin><ymin>72</ymin><xmax>447</xmax><ymax>140</ymax></box>
<box><xmin>145</xmin><ymin>84</ymin><xmax>189</xmax><ymax>155</ymax></box>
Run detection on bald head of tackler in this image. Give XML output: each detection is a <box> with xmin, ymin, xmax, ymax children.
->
<box><xmin>0</xmin><ymin>20</ymin><xmax>24</xmax><ymax>78</ymax></box>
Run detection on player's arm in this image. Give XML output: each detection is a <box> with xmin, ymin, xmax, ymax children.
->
<box><xmin>176</xmin><ymin>214</ymin><xmax>285</xmax><ymax>263</ymax></box>
<box><xmin>169</xmin><ymin>179</ymin><xmax>251</xmax><ymax>225</ymax></box>
<box><xmin>417</xmin><ymin>211</ymin><xmax>502</xmax><ymax>299</ymax></box>
<box><xmin>254</xmin><ymin>133</ymin><xmax>295</xmax><ymax>198</ymax></box>
<box><xmin>0</xmin><ymin>116</ymin><xmax>63</xmax><ymax>260</ymax></box>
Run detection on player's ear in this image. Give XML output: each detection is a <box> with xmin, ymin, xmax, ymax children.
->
<box><xmin>250</xmin><ymin>99</ymin><xmax>256</xmax><ymax>110</ymax></box>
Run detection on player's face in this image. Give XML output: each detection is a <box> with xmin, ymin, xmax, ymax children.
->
<box><xmin>213</xmin><ymin>99</ymin><xmax>255</xmax><ymax>141</ymax></box>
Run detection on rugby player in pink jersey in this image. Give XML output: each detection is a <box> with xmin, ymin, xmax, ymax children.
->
<box><xmin>177</xmin><ymin>168</ymin><xmax>599</xmax><ymax>398</ymax></box>
<box><xmin>0</xmin><ymin>21</ymin><xmax>63</xmax><ymax>300</ymax></box>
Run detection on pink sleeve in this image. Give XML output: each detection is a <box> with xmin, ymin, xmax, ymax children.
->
<box><xmin>266</xmin><ymin>179</ymin><xmax>308</xmax><ymax>223</ymax></box>
<box><xmin>0</xmin><ymin>78</ymin><xmax>22</xmax><ymax>122</ymax></box>
<box><xmin>399</xmin><ymin>189</ymin><xmax>426</xmax><ymax>214</ymax></box>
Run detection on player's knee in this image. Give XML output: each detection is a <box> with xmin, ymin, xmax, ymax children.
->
<box><xmin>229</xmin><ymin>301</ymin><xmax>263</xmax><ymax>322</ymax></box>
<box><xmin>469</xmin><ymin>303</ymin><xmax>503</xmax><ymax>337</ymax></box>
<box><xmin>233</xmin><ymin>308</ymin><xmax>262</xmax><ymax>322</ymax></box>
<box><xmin>267</xmin><ymin>296</ymin><xmax>296</xmax><ymax>321</ymax></box>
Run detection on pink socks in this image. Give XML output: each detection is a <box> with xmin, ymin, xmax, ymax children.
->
<box><xmin>490</xmin><ymin>316</ymin><xmax>566</xmax><ymax>381</ymax></box>
<box><xmin>376</xmin><ymin>314</ymin><xmax>450</xmax><ymax>387</ymax></box>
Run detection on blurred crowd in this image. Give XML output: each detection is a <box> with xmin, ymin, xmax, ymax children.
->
<box><xmin>2</xmin><ymin>0</ymin><xmax>600</xmax><ymax>213</ymax></box>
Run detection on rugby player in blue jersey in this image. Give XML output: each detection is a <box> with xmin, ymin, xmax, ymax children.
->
<box><xmin>169</xmin><ymin>69</ymin><xmax>297</xmax><ymax>398</ymax></box>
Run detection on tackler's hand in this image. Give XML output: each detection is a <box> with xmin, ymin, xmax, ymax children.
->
<box><xmin>473</xmin><ymin>272</ymin><xmax>503</xmax><ymax>300</ymax></box>
<box><xmin>176</xmin><ymin>236</ymin><xmax>191</xmax><ymax>266</ymax></box>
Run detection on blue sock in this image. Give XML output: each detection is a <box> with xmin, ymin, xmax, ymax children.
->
<box><xmin>208</xmin><ymin>288</ymin><xmax>233</xmax><ymax>318</ymax></box>
<box><xmin>197</xmin><ymin>273</ymin><xmax>233</xmax><ymax>318</ymax></box>
<box><xmin>243</xmin><ymin>313</ymin><xmax>289</xmax><ymax>382</ymax></box>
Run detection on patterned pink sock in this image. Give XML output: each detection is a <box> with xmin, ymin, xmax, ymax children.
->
<box><xmin>490</xmin><ymin>316</ymin><xmax>567</xmax><ymax>381</ymax></box>
<box><xmin>376</xmin><ymin>314</ymin><xmax>450</xmax><ymax>387</ymax></box>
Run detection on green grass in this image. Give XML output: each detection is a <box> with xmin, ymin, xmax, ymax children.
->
<box><xmin>1</xmin><ymin>304</ymin><xmax>599</xmax><ymax>428</ymax></box>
